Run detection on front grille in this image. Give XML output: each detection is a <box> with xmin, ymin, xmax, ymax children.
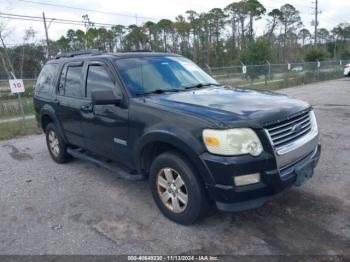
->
<box><xmin>265</xmin><ymin>111</ymin><xmax>312</xmax><ymax>149</ymax></box>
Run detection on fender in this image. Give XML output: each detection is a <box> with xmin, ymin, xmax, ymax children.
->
<box><xmin>134</xmin><ymin>127</ymin><xmax>215</xmax><ymax>185</ymax></box>
<box><xmin>39</xmin><ymin>104</ymin><xmax>68</xmax><ymax>144</ymax></box>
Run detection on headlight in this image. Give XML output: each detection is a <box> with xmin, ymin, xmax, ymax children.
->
<box><xmin>310</xmin><ymin>110</ymin><xmax>318</xmax><ymax>133</ymax></box>
<box><xmin>203</xmin><ymin>128</ymin><xmax>263</xmax><ymax>156</ymax></box>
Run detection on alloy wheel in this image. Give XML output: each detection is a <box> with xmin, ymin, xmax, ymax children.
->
<box><xmin>48</xmin><ymin>130</ymin><xmax>60</xmax><ymax>157</ymax></box>
<box><xmin>156</xmin><ymin>167</ymin><xmax>188</xmax><ymax>213</ymax></box>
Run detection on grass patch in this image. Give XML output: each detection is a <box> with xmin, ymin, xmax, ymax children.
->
<box><xmin>0</xmin><ymin>97</ymin><xmax>34</xmax><ymax>120</ymax></box>
<box><xmin>0</xmin><ymin>118</ymin><xmax>41</xmax><ymax>140</ymax></box>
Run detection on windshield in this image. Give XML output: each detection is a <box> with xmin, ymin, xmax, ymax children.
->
<box><xmin>114</xmin><ymin>56</ymin><xmax>219</xmax><ymax>95</ymax></box>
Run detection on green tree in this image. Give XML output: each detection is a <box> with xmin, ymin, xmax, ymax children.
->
<box><xmin>245</xmin><ymin>0</ymin><xmax>266</xmax><ymax>40</ymax></box>
<box><xmin>156</xmin><ymin>19</ymin><xmax>173</xmax><ymax>52</ymax></box>
<box><xmin>240</xmin><ymin>38</ymin><xmax>274</xmax><ymax>81</ymax></box>
<box><xmin>143</xmin><ymin>21</ymin><xmax>156</xmax><ymax>50</ymax></box>
<box><xmin>53</xmin><ymin>36</ymin><xmax>70</xmax><ymax>52</ymax></box>
<box><xmin>20</xmin><ymin>28</ymin><xmax>36</xmax><ymax>78</ymax></box>
<box><xmin>279</xmin><ymin>4</ymin><xmax>302</xmax><ymax>61</ymax></box>
<box><xmin>85</xmin><ymin>28</ymin><xmax>98</xmax><ymax>48</ymax></box>
<box><xmin>267</xmin><ymin>9</ymin><xmax>283</xmax><ymax>41</ymax></box>
<box><xmin>123</xmin><ymin>25</ymin><xmax>148</xmax><ymax>51</ymax></box>
<box><xmin>233</xmin><ymin>2</ymin><xmax>250</xmax><ymax>48</ymax></box>
<box><xmin>186</xmin><ymin>10</ymin><xmax>201</xmax><ymax>62</ymax></box>
<box><xmin>74</xmin><ymin>29</ymin><xmax>86</xmax><ymax>49</ymax></box>
<box><xmin>317</xmin><ymin>28</ymin><xmax>330</xmax><ymax>44</ymax></box>
<box><xmin>174</xmin><ymin>16</ymin><xmax>191</xmax><ymax>56</ymax></box>
<box><xmin>207</xmin><ymin>8</ymin><xmax>226</xmax><ymax>64</ymax></box>
<box><xmin>304</xmin><ymin>47</ymin><xmax>330</xmax><ymax>62</ymax></box>
<box><xmin>339</xmin><ymin>49</ymin><xmax>350</xmax><ymax>60</ymax></box>
<box><xmin>111</xmin><ymin>25</ymin><xmax>125</xmax><ymax>52</ymax></box>
<box><xmin>224</xmin><ymin>2</ymin><xmax>239</xmax><ymax>53</ymax></box>
<box><xmin>298</xmin><ymin>28</ymin><xmax>311</xmax><ymax>46</ymax></box>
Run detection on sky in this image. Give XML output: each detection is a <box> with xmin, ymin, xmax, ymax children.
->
<box><xmin>0</xmin><ymin>0</ymin><xmax>349</xmax><ymax>46</ymax></box>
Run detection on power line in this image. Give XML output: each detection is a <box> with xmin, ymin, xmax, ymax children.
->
<box><xmin>167</xmin><ymin>0</ymin><xmax>214</xmax><ymax>10</ymax></box>
<box><xmin>17</xmin><ymin>0</ymin><xmax>160</xmax><ymax>21</ymax></box>
<box><xmin>0</xmin><ymin>15</ymin><xmax>89</xmax><ymax>27</ymax></box>
<box><xmin>264</xmin><ymin>0</ymin><xmax>314</xmax><ymax>10</ymax></box>
<box><xmin>0</xmin><ymin>12</ymin><xmax>117</xmax><ymax>27</ymax></box>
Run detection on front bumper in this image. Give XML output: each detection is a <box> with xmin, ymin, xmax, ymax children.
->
<box><xmin>202</xmin><ymin>144</ymin><xmax>321</xmax><ymax>212</ymax></box>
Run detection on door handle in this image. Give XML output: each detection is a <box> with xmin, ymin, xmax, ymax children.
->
<box><xmin>81</xmin><ymin>104</ymin><xmax>93</xmax><ymax>112</ymax></box>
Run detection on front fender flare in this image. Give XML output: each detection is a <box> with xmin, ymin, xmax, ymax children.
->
<box><xmin>134</xmin><ymin>129</ymin><xmax>214</xmax><ymax>185</ymax></box>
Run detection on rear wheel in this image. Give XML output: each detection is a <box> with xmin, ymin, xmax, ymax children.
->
<box><xmin>45</xmin><ymin>123</ymin><xmax>72</xmax><ymax>163</ymax></box>
<box><xmin>149</xmin><ymin>151</ymin><xmax>212</xmax><ymax>225</ymax></box>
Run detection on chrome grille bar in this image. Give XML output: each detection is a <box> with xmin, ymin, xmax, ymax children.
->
<box><xmin>265</xmin><ymin>111</ymin><xmax>312</xmax><ymax>150</ymax></box>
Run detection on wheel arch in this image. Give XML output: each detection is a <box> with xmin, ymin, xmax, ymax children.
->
<box><xmin>135</xmin><ymin>130</ymin><xmax>214</xmax><ymax>185</ymax></box>
<box><xmin>39</xmin><ymin>105</ymin><xmax>68</xmax><ymax>143</ymax></box>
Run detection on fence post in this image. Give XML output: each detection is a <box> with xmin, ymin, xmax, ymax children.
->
<box><xmin>205</xmin><ymin>64</ymin><xmax>212</xmax><ymax>75</ymax></box>
<box><xmin>285</xmin><ymin>62</ymin><xmax>291</xmax><ymax>87</ymax></box>
<box><xmin>10</xmin><ymin>72</ymin><xmax>27</xmax><ymax>132</ymax></box>
<box><xmin>266</xmin><ymin>60</ymin><xmax>271</xmax><ymax>82</ymax></box>
<box><xmin>240</xmin><ymin>61</ymin><xmax>247</xmax><ymax>79</ymax></box>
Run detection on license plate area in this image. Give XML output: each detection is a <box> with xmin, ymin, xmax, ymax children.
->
<box><xmin>294</xmin><ymin>161</ymin><xmax>314</xmax><ymax>187</ymax></box>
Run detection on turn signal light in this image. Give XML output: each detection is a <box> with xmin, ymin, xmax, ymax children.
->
<box><xmin>204</xmin><ymin>136</ymin><xmax>220</xmax><ymax>147</ymax></box>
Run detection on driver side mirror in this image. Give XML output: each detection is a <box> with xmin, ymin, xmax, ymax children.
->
<box><xmin>91</xmin><ymin>90</ymin><xmax>122</xmax><ymax>106</ymax></box>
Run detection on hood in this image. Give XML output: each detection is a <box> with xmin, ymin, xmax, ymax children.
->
<box><xmin>145</xmin><ymin>87</ymin><xmax>311</xmax><ymax>127</ymax></box>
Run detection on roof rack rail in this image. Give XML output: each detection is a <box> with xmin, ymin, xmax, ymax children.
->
<box><xmin>129</xmin><ymin>49</ymin><xmax>153</xmax><ymax>53</ymax></box>
<box><xmin>55</xmin><ymin>49</ymin><xmax>103</xmax><ymax>59</ymax></box>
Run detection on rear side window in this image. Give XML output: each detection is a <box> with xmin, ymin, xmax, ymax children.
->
<box><xmin>86</xmin><ymin>65</ymin><xmax>118</xmax><ymax>98</ymax></box>
<box><xmin>36</xmin><ymin>64</ymin><xmax>58</xmax><ymax>93</ymax></box>
<box><xmin>63</xmin><ymin>65</ymin><xmax>84</xmax><ymax>98</ymax></box>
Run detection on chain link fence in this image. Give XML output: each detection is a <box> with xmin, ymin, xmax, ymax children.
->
<box><xmin>209</xmin><ymin>60</ymin><xmax>350</xmax><ymax>91</ymax></box>
<box><xmin>0</xmin><ymin>60</ymin><xmax>349</xmax><ymax>140</ymax></box>
<box><xmin>0</xmin><ymin>76</ymin><xmax>38</xmax><ymax>140</ymax></box>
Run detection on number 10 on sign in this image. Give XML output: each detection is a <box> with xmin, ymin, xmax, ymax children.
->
<box><xmin>9</xmin><ymin>79</ymin><xmax>25</xmax><ymax>94</ymax></box>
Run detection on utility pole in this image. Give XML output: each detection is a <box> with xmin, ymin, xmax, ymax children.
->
<box><xmin>43</xmin><ymin>12</ymin><xmax>50</xmax><ymax>58</ymax></box>
<box><xmin>314</xmin><ymin>0</ymin><xmax>319</xmax><ymax>45</ymax></box>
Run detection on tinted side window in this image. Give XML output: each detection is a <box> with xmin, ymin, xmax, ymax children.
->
<box><xmin>86</xmin><ymin>65</ymin><xmax>118</xmax><ymax>98</ymax></box>
<box><xmin>36</xmin><ymin>64</ymin><xmax>58</xmax><ymax>93</ymax></box>
<box><xmin>64</xmin><ymin>66</ymin><xmax>83</xmax><ymax>98</ymax></box>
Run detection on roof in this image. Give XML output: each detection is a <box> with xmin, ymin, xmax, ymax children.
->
<box><xmin>48</xmin><ymin>50</ymin><xmax>180</xmax><ymax>64</ymax></box>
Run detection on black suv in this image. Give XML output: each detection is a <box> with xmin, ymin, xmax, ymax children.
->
<box><xmin>34</xmin><ymin>51</ymin><xmax>321</xmax><ymax>225</ymax></box>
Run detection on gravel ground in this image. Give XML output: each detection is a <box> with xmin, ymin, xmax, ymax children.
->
<box><xmin>0</xmin><ymin>79</ymin><xmax>349</xmax><ymax>256</ymax></box>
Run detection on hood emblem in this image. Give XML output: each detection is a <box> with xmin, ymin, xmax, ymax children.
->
<box><xmin>290</xmin><ymin>123</ymin><xmax>303</xmax><ymax>134</ymax></box>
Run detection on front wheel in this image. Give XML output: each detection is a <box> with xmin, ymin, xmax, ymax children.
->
<box><xmin>149</xmin><ymin>151</ymin><xmax>212</xmax><ymax>225</ymax></box>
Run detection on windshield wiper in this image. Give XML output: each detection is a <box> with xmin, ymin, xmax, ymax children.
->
<box><xmin>183</xmin><ymin>83</ymin><xmax>221</xmax><ymax>90</ymax></box>
<box><xmin>135</xmin><ymin>89</ymin><xmax>181</xmax><ymax>96</ymax></box>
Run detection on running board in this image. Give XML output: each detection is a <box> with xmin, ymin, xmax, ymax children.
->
<box><xmin>67</xmin><ymin>148</ymin><xmax>146</xmax><ymax>181</ymax></box>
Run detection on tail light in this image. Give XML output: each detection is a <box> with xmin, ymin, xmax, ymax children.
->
<box><xmin>345</xmin><ymin>64</ymin><xmax>350</xmax><ymax>68</ymax></box>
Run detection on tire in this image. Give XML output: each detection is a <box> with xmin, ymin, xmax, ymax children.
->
<box><xmin>149</xmin><ymin>151</ymin><xmax>212</xmax><ymax>225</ymax></box>
<box><xmin>45</xmin><ymin>123</ymin><xmax>72</xmax><ymax>163</ymax></box>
